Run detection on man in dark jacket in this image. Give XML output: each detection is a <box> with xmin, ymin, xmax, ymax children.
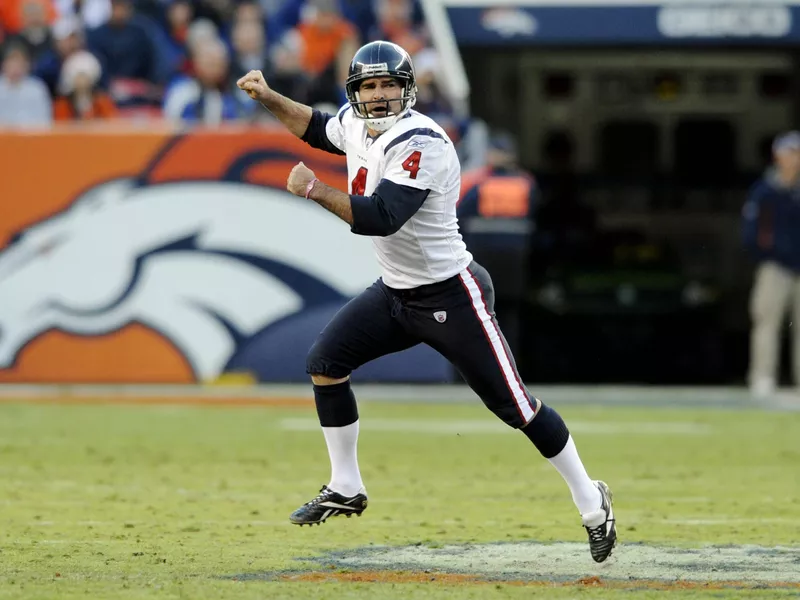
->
<box><xmin>742</xmin><ymin>130</ymin><xmax>800</xmax><ymax>399</ymax></box>
<box><xmin>86</xmin><ymin>0</ymin><xmax>164</xmax><ymax>86</ymax></box>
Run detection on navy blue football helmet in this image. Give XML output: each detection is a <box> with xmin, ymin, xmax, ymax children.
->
<box><xmin>345</xmin><ymin>41</ymin><xmax>417</xmax><ymax>132</ymax></box>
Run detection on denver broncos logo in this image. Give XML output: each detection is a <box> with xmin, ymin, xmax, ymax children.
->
<box><xmin>0</xmin><ymin>129</ymin><xmax>448</xmax><ymax>383</ymax></box>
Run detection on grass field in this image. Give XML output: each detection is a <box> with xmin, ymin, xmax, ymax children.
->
<box><xmin>1</xmin><ymin>391</ymin><xmax>799</xmax><ymax>599</ymax></box>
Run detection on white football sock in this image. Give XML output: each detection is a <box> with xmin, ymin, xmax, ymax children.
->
<box><xmin>322</xmin><ymin>421</ymin><xmax>365</xmax><ymax>497</ymax></box>
<box><xmin>547</xmin><ymin>435</ymin><xmax>602</xmax><ymax>515</ymax></box>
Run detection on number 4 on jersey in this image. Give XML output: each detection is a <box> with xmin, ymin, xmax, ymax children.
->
<box><xmin>402</xmin><ymin>150</ymin><xmax>422</xmax><ymax>179</ymax></box>
<box><xmin>351</xmin><ymin>150</ymin><xmax>422</xmax><ymax>193</ymax></box>
<box><xmin>351</xmin><ymin>167</ymin><xmax>368</xmax><ymax>195</ymax></box>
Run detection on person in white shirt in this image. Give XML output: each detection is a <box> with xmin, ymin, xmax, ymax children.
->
<box><xmin>237</xmin><ymin>41</ymin><xmax>616</xmax><ymax>563</ymax></box>
<box><xmin>0</xmin><ymin>43</ymin><xmax>52</xmax><ymax>128</ymax></box>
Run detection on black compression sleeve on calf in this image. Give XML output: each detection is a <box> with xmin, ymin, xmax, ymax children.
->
<box><xmin>520</xmin><ymin>403</ymin><xmax>570</xmax><ymax>459</ymax></box>
<box><xmin>314</xmin><ymin>380</ymin><xmax>359</xmax><ymax>427</ymax></box>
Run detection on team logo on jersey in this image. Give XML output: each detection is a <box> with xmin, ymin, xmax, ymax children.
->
<box><xmin>433</xmin><ymin>311</ymin><xmax>447</xmax><ymax>323</ymax></box>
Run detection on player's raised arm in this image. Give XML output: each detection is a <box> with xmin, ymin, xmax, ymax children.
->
<box><xmin>237</xmin><ymin>70</ymin><xmax>346</xmax><ymax>156</ymax></box>
<box><xmin>237</xmin><ymin>70</ymin><xmax>312</xmax><ymax>139</ymax></box>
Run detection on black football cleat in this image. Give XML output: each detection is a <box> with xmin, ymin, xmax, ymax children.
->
<box><xmin>581</xmin><ymin>480</ymin><xmax>617</xmax><ymax>563</ymax></box>
<box><xmin>290</xmin><ymin>485</ymin><xmax>368</xmax><ymax>526</ymax></box>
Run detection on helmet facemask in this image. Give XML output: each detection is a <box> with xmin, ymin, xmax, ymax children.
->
<box><xmin>346</xmin><ymin>74</ymin><xmax>417</xmax><ymax>133</ymax></box>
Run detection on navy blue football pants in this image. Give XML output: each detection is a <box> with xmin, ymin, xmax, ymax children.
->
<box><xmin>306</xmin><ymin>261</ymin><xmax>537</xmax><ymax>428</ymax></box>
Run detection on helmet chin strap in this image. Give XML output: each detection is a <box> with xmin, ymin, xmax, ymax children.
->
<box><xmin>352</xmin><ymin>85</ymin><xmax>417</xmax><ymax>133</ymax></box>
<box><xmin>366</xmin><ymin>115</ymin><xmax>398</xmax><ymax>133</ymax></box>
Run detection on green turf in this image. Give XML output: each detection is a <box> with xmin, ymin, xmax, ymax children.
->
<box><xmin>0</xmin><ymin>399</ymin><xmax>798</xmax><ymax>599</ymax></box>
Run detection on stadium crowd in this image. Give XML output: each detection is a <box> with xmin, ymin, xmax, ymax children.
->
<box><xmin>0</xmin><ymin>0</ymin><xmax>488</xmax><ymax>165</ymax></box>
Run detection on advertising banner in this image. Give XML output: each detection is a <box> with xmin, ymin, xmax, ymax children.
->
<box><xmin>443</xmin><ymin>2</ymin><xmax>800</xmax><ymax>45</ymax></box>
<box><xmin>0</xmin><ymin>126</ymin><xmax>450</xmax><ymax>383</ymax></box>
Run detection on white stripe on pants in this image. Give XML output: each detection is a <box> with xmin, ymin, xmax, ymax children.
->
<box><xmin>458</xmin><ymin>270</ymin><xmax>536</xmax><ymax>424</ymax></box>
<box><xmin>748</xmin><ymin>261</ymin><xmax>800</xmax><ymax>388</ymax></box>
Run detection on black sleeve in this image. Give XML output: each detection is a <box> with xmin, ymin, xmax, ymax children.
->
<box><xmin>301</xmin><ymin>109</ymin><xmax>345</xmax><ymax>156</ymax></box>
<box><xmin>350</xmin><ymin>179</ymin><xmax>431</xmax><ymax>237</ymax></box>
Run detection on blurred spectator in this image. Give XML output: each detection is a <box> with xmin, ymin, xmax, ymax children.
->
<box><xmin>268</xmin><ymin>35</ymin><xmax>307</xmax><ymax>100</ymax></box>
<box><xmin>413</xmin><ymin>48</ymin><xmax>451</xmax><ymax>118</ymax></box>
<box><xmin>1</xmin><ymin>0</ymin><xmax>57</xmax><ymax>36</ymax></box>
<box><xmin>4</xmin><ymin>0</ymin><xmax>463</xmax><ymax>128</ymax></box>
<box><xmin>87</xmin><ymin>0</ymin><xmax>163</xmax><ymax>84</ymax></box>
<box><xmin>742</xmin><ymin>130</ymin><xmax>800</xmax><ymax>399</ymax></box>
<box><xmin>191</xmin><ymin>0</ymin><xmax>235</xmax><ymax>31</ymax></box>
<box><xmin>0</xmin><ymin>41</ymin><xmax>52</xmax><ymax>126</ymax></box>
<box><xmin>53</xmin><ymin>49</ymin><xmax>117</xmax><ymax>119</ymax></box>
<box><xmin>232</xmin><ymin>0</ymin><xmax>264</xmax><ymax>29</ymax></box>
<box><xmin>230</xmin><ymin>15</ymin><xmax>267</xmax><ymax>74</ymax></box>
<box><xmin>459</xmin><ymin>132</ymin><xmax>537</xmax><ymax>221</ymax></box>
<box><xmin>458</xmin><ymin>132</ymin><xmax>537</xmax><ymax>355</ymax></box>
<box><xmin>164</xmin><ymin>18</ymin><xmax>222</xmax><ymax>80</ymax></box>
<box><xmin>268</xmin><ymin>0</ymin><xmax>375</xmax><ymax>46</ymax></box>
<box><xmin>160</xmin><ymin>0</ymin><xmax>194</xmax><ymax>76</ymax></box>
<box><xmin>453</xmin><ymin>116</ymin><xmax>490</xmax><ymax>173</ymax></box>
<box><xmin>177</xmin><ymin>17</ymin><xmax>219</xmax><ymax>77</ymax></box>
<box><xmin>255</xmin><ymin>0</ymin><xmax>284</xmax><ymax>22</ymax></box>
<box><xmin>34</xmin><ymin>14</ymin><xmax>84</xmax><ymax>96</ymax></box>
<box><xmin>370</xmin><ymin>0</ymin><xmax>424</xmax><ymax>56</ymax></box>
<box><xmin>130</xmin><ymin>0</ymin><xmax>168</xmax><ymax>24</ymax></box>
<box><xmin>230</xmin><ymin>14</ymin><xmax>298</xmax><ymax>109</ymax></box>
<box><xmin>186</xmin><ymin>17</ymin><xmax>218</xmax><ymax>51</ymax></box>
<box><xmin>9</xmin><ymin>0</ymin><xmax>56</xmax><ymax>62</ymax></box>
<box><xmin>163</xmin><ymin>37</ymin><xmax>252</xmax><ymax>124</ymax></box>
<box><xmin>274</xmin><ymin>0</ymin><xmax>357</xmax><ymax>106</ymax></box>
<box><xmin>54</xmin><ymin>0</ymin><xmax>111</xmax><ymax>28</ymax></box>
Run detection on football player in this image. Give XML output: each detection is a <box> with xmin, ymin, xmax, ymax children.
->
<box><xmin>237</xmin><ymin>41</ymin><xmax>616</xmax><ymax>562</ymax></box>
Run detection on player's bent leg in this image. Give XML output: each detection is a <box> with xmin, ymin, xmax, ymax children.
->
<box><xmin>290</xmin><ymin>282</ymin><xmax>418</xmax><ymax>526</ymax></box>
<box><xmin>520</xmin><ymin>405</ymin><xmax>616</xmax><ymax>562</ymax></box>
<box><xmin>289</xmin><ymin>375</ymin><xmax>369</xmax><ymax>526</ymax></box>
<box><xmin>418</xmin><ymin>262</ymin><xmax>615</xmax><ymax>561</ymax></box>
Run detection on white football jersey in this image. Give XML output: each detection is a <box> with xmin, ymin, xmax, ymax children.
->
<box><xmin>324</xmin><ymin>105</ymin><xmax>473</xmax><ymax>289</ymax></box>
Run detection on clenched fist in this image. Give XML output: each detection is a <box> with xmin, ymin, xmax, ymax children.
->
<box><xmin>237</xmin><ymin>70</ymin><xmax>270</xmax><ymax>102</ymax></box>
<box><xmin>287</xmin><ymin>162</ymin><xmax>317</xmax><ymax>197</ymax></box>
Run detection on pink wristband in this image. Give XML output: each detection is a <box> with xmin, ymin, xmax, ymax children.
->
<box><xmin>305</xmin><ymin>178</ymin><xmax>319</xmax><ymax>199</ymax></box>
